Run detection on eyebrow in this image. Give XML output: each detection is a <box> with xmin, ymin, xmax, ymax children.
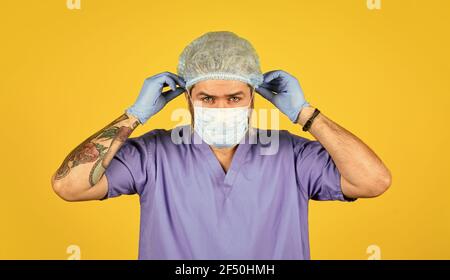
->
<box><xmin>196</xmin><ymin>91</ymin><xmax>245</xmax><ymax>97</ymax></box>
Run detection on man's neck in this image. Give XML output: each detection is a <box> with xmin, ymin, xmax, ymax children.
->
<box><xmin>210</xmin><ymin>145</ymin><xmax>238</xmax><ymax>173</ymax></box>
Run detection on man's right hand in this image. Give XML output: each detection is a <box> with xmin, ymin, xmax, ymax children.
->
<box><xmin>126</xmin><ymin>72</ymin><xmax>186</xmax><ymax>124</ymax></box>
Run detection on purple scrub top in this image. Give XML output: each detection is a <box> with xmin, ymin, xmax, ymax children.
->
<box><xmin>103</xmin><ymin>125</ymin><xmax>356</xmax><ymax>259</ymax></box>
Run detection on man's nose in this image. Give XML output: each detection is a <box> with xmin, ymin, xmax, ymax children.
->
<box><xmin>215</xmin><ymin>99</ymin><xmax>231</xmax><ymax>108</ymax></box>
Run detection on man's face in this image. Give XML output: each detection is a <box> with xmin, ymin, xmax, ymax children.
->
<box><xmin>186</xmin><ymin>80</ymin><xmax>254</xmax><ymax>109</ymax></box>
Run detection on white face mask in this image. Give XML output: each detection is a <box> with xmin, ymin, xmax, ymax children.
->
<box><xmin>189</xmin><ymin>89</ymin><xmax>254</xmax><ymax>148</ymax></box>
<box><xmin>193</xmin><ymin>106</ymin><xmax>250</xmax><ymax>148</ymax></box>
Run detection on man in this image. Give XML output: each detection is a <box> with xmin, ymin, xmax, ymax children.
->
<box><xmin>51</xmin><ymin>31</ymin><xmax>391</xmax><ymax>259</ymax></box>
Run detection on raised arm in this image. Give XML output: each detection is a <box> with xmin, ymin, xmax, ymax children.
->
<box><xmin>51</xmin><ymin>72</ymin><xmax>186</xmax><ymax>202</ymax></box>
<box><xmin>256</xmin><ymin>69</ymin><xmax>391</xmax><ymax>199</ymax></box>
<box><xmin>51</xmin><ymin>113</ymin><xmax>140</xmax><ymax>201</ymax></box>
<box><xmin>297</xmin><ymin>106</ymin><xmax>392</xmax><ymax>198</ymax></box>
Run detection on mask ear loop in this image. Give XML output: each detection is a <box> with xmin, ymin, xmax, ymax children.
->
<box><xmin>186</xmin><ymin>85</ymin><xmax>200</xmax><ymax>108</ymax></box>
<box><xmin>246</xmin><ymin>85</ymin><xmax>256</xmax><ymax>132</ymax></box>
<box><xmin>185</xmin><ymin>85</ymin><xmax>196</xmax><ymax>134</ymax></box>
<box><xmin>247</xmin><ymin>86</ymin><xmax>255</xmax><ymax>108</ymax></box>
<box><xmin>185</xmin><ymin>85</ymin><xmax>192</xmax><ymax>102</ymax></box>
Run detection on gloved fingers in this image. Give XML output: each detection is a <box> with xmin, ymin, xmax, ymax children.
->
<box><xmin>160</xmin><ymin>75</ymin><xmax>178</xmax><ymax>92</ymax></box>
<box><xmin>259</xmin><ymin>81</ymin><xmax>283</xmax><ymax>93</ymax></box>
<box><xmin>163</xmin><ymin>72</ymin><xmax>187</xmax><ymax>89</ymax></box>
<box><xmin>264</xmin><ymin>74</ymin><xmax>289</xmax><ymax>91</ymax></box>
<box><xmin>153</xmin><ymin>72</ymin><xmax>186</xmax><ymax>92</ymax></box>
<box><xmin>255</xmin><ymin>85</ymin><xmax>275</xmax><ymax>101</ymax></box>
<box><xmin>163</xmin><ymin>87</ymin><xmax>186</xmax><ymax>102</ymax></box>
<box><xmin>262</xmin><ymin>70</ymin><xmax>286</xmax><ymax>83</ymax></box>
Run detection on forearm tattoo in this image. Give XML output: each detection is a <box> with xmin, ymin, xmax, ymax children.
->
<box><xmin>55</xmin><ymin>113</ymin><xmax>140</xmax><ymax>186</ymax></box>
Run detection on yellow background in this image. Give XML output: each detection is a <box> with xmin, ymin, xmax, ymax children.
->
<box><xmin>1</xmin><ymin>0</ymin><xmax>449</xmax><ymax>259</ymax></box>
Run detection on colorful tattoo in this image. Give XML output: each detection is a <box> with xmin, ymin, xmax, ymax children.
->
<box><xmin>55</xmin><ymin>114</ymin><xmax>139</xmax><ymax>185</ymax></box>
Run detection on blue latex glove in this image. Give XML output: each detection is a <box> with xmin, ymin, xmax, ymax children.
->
<box><xmin>255</xmin><ymin>70</ymin><xmax>310</xmax><ymax>123</ymax></box>
<box><xmin>126</xmin><ymin>72</ymin><xmax>186</xmax><ymax>124</ymax></box>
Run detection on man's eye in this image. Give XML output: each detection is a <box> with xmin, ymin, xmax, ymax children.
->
<box><xmin>202</xmin><ymin>97</ymin><xmax>214</xmax><ymax>103</ymax></box>
<box><xmin>229</xmin><ymin>97</ymin><xmax>241</xmax><ymax>102</ymax></box>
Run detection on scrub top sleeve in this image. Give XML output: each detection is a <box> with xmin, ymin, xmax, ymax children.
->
<box><xmin>101</xmin><ymin>137</ymin><xmax>149</xmax><ymax>200</ymax></box>
<box><xmin>294</xmin><ymin>138</ymin><xmax>357</xmax><ymax>202</ymax></box>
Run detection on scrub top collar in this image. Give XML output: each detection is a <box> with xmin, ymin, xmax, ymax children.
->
<box><xmin>188</xmin><ymin>125</ymin><xmax>256</xmax><ymax>194</ymax></box>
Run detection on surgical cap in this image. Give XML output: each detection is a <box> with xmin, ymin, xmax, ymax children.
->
<box><xmin>177</xmin><ymin>31</ymin><xmax>264</xmax><ymax>90</ymax></box>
